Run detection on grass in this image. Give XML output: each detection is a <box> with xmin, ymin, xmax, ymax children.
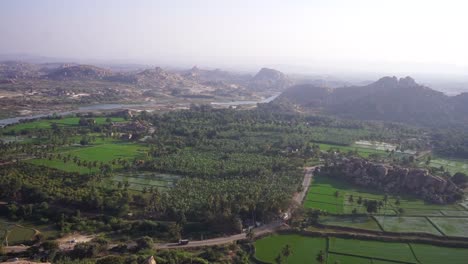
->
<box><xmin>7</xmin><ymin>226</ymin><xmax>36</xmax><ymax>245</ymax></box>
<box><xmin>254</xmin><ymin>234</ymin><xmax>326</xmax><ymax>264</ymax></box>
<box><xmin>255</xmin><ymin>234</ymin><xmax>468</xmax><ymax>264</ymax></box>
<box><xmin>318</xmin><ymin>215</ymin><xmax>382</xmax><ymax>231</ymax></box>
<box><xmin>410</xmin><ymin>243</ymin><xmax>468</xmax><ymax>264</ymax></box>
<box><xmin>373</xmin><ymin>216</ymin><xmax>443</xmax><ymax>236</ymax></box>
<box><xmin>305</xmin><ymin>175</ymin><xmax>464</xmax><ymax>215</ymax></box>
<box><xmin>109</xmin><ymin>172</ymin><xmax>180</xmax><ymax>191</ymax></box>
<box><xmin>1</xmin><ymin>116</ymin><xmax>125</xmax><ymax>133</ymax></box>
<box><xmin>328</xmin><ymin>237</ymin><xmax>417</xmax><ymax>263</ymax></box>
<box><xmin>327</xmin><ymin>253</ymin><xmax>372</xmax><ymax>264</ymax></box>
<box><xmin>420</xmin><ymin>156</ymin><xmax>468</xmax><ymax>175</ymax></box>
<box><xmin>27</xmin><ymin>138</ymin><xmax>148</xmax><ymax>174</ymax></box>
<box><xmin>428</xmin><ymin>217</ymin><xmax>468</xmax><ymax>237</ymax></box>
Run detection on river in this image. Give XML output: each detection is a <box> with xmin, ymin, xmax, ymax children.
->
<box><xmin>0</xmin><ymin>93</ymin><xmax>281</xmax><ymax>127</ymax></box>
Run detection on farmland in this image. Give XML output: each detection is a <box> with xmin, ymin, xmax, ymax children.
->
<box><xmin>27</xmin><ymin>138</ymin><xmax>149</xmax><ymax>174</ymax></box>
<box><xmin>109</xmin><ymin>172</ymin><xmax>180</xmax><ymax>191</ymax></box>
<box><xmin>254</xmin><ymin>234</ymin><xmax>468</xmax><ymax>264</ymax></box>
<box><xmin>1</xmin><ymin>116</ymin><xmax>125</xmax><ymax>134</ymax></box>
<box><xmin>254</xmin><ymin>234</ymin><xmax>326</xmax><ymax>264</ymax></box>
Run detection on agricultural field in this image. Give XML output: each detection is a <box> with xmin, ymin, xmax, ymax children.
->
<box><xmin>109</xmin><ymin>172</ymin><xmax>180</xmax><ymax>191</ymax></box>
<box><xmin>318</xmin><ymin>215</ymin><xmax>382</xmax><ymax>231</ymax></box>
<box><xmin>305</xmin><ymin>175</ymin><xmax>465</xmax><ymax>215</ymax></box>
<box><xmin>1</xmin><ymin>116</ymin><xmax>126</xmax><ymax>134</ymax></box>
<box><xmin>329</xmin><ymin>237</ymin><xmax>417</xmax><ymax>263</ymax></box>
<box><xmin>373</xmin><ymin>216</ymin><xmax>442</xmax><ymax>236</ymax></box>
<box><xmin>419</xmin><ymin>156</ymin><xmax>468</xmax><ymax>175</ymax></box>
<box><xmin>255</xmin><ymin>234</ymin><xmax>468</xmax><ymax>264</ymax></box>
<box><xmin>27</xmin><ymin>138</ymin><xmax>149</xmax><ymax>174</ymax></box>
<box><xmin>410</xmin><ymin>243</ymin><xmax>468</xmax><ymax>264</ymax></box>
<box><xmin>254</xmin><ymin>234</ymin><xmax>326</xmax><ymax>264</ymax></box>
<box><xmin>428</xmin><ymin>217</ymin><xmax>468</xmax><ymax>237</ymax></box>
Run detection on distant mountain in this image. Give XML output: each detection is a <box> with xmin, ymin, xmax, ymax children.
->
<box><xmin>248</xmin><ymin>68</ymin><xmax>293</xmax><ymax>92</ymax></box>
<box><xmin>278</xmin><ymin>76</ymin><xmax>468</xmax><ymax>125</ymax></box>
<box><xmin>46</xmin><ymin>64</ymin><xmax>112</xmax><ymax>80</ymax></box>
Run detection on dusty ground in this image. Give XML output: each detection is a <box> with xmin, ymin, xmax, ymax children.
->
<box><xmin>56</xmin><ymin>233</ymin><xmax>95</xmax><ymax>250</ymax></box>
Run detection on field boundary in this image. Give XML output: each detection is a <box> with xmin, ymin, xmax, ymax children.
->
<box><xmin>407</xmin><ymin>243</ymin><xmax>421</xmax><ymax>264</ymax></box>
<box><xmin>327</xmin><ymin>250</ymin><xmax>415</xmax><ymax>264</ymax></box>
<box><xmin>425</xmin><ymin>216</ymin><xmax>446</xmax><ymax>237</ymax></box>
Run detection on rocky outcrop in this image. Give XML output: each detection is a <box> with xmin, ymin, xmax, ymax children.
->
<box><xmin>322</xmin><ymin>158</ymin><xmax>463</xmax><ymax>204</ymax></box>
<box><xmin>248</xmin><ymin>68</ymin><xmax>292</xmax><ymax>92</ymax></box>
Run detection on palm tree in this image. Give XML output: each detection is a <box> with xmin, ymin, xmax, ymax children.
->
<box><xmin>316</xmin><ymin>250</ymin><xmax>325</xmax><ymax>264</ymax></box>
<box><xmin>282</xmin><ymin>244</ymin><xmax>292</xmax><ymax>263</ymax></box>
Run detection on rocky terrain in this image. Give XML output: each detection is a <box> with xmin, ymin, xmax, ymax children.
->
<box><xmin>248</xmin><ymin>67</ymin><xmax>293</xmax><ymax>92</ymax></box>
<box><xmin>320</xmin><ymin>158</ymin><xmax>463</xmax><ymax>204</ymax></box>
<box><xmin>0</xmin><ymin>61</ymin><xmax>293</xmax><ymax>118</ymax></box>
<box><xmin>278</xmin><ymin>76</ymin><xmax>468</xmax><ymax>126</ymax></box>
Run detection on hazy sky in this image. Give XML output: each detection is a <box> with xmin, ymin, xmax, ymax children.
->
<box><xmin>1</xmin><ymin>0</ymin><xmax>468</xmax><ymax>74</ymax></box>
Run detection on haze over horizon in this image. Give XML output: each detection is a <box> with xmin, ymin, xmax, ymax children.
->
<box><xmin>1</xmin><ymin>0</ymin><xmax>468</xmax><ymax>76</ymax></box>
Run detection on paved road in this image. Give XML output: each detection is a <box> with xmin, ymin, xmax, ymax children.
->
<box><xmin>156</xmin><ymin>221</ymin><xmax>284</xmax><ymax>249</ymax></box>
<box><xmin>293</xmin><ymin>166</ymin><xmax>315</xmax><ymax>204</ymax></box>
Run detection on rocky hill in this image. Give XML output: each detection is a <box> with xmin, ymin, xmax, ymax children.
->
<box><xmin>248</xmin><ymin>68</ymin><xmax>293</xmax><ymax>92</ymax></box>
<box><xmin>320</xmin><ymin>158</ymin><xmax>463</xmax><ymax>204</ymax></box>
<box><xmin>278</xmin><ymin>76</ymin><xmax>468</xmax><ymax>125</ymax></box>
<box><xmin>45</xmin><ymin>64</ymin><xmax>112</xmax><ymax>80</ymax></box>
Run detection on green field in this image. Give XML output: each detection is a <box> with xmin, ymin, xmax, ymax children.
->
<box><xmin>1</xmin><ymin>116</ymin><xmax>125</xmax><ymax>133</ymax></box>
<box><xmin>329</xmin><ymin>237</ymin><xmax>417</xmax><ymax>263</ymax></box>
<box><xmin>255</xmin><ymin>234</ymin><xmax>468</xmax><ymax>264</ymax></box>
<box><xmin>327</xmin><ymin>253</ymin><xmax>373</xmax><ymax>264</ymax></box>
<box><xmin>305</xmin><ymin>175</ymin><xmax>464</xmax><ymax>215</ymax></box>
<box><xmin>27</xmin><ymin>139</ymin><xmax>148</xmax><ymax>174</ymax></box>
<box><xmin>6</xmin><ymin>225</ymin><xmax>36</xmax><ymax>245</ymax></box>
<box><xmin>429</xmin><ymin>217</ymin><xmax>468</xmax><ymax>237</ymax></box>
<box><xmin>374</xmin><ymin>216</ymin><xmax>442</xmax><ymax>236</ymax></box>
<box><xmin>420</xmin><ymin>156</ymin><xmax>468</xmax><ymax>175</ymax></box>
<box><xmin>254</xmin><ymin>234</ymin><xmax>326</xmax><ymax>263</ymax></box>
<box><xmin>410</xmin><ymin>243</ymin><xmax>468</xmax><ymax>264</ymax></box>
<box><xmin>110</xmin><ymin>172</ymin><xmax>180</xmax><ymax>191</ymax></box>
<box><xmin>318</xmin><ymin>215</ymin><xmax>382</xmax><ymax>231</ymax></box>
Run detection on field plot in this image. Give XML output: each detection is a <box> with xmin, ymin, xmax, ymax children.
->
<box><xmin>410</xmin><ymin>243</ymin><xmax>468</xmax><ymax>264</ymax></box>
<box><xmin>254</xmin><ymin>234</ymin><xmax>326</xmax><ymax>264</ymax></box>
<box><xmin>1</xmin><ymin>116</ymin><xmax>125</xmax><ymax>133</ymax></box>
<box><xmin>255</xmin><ymin>234</ymin><xmax>468</xmax><ymax>264</ymax></box>
<box><xmin>428</xmin><ymin>217</ymin><xmax>468</xmax><ymax>237</ymax></box>
<box><xmin>420</xmin><ymin>156</ymin><xmax>468</xmax><ymax>175</ymax></box>
<box><xmin>6</xmin><ymin>226</ymin><xmax>36</xmax><ymax>245</ymax></box>
<box><xmin>28</xmin><ymin>139</ymin><xmax>148</xmax><ymax>174</ymax></box>
<box><xmin>328</xmin><ymin>237</ymin><xmax>417</xmax><ymax>263</ymax></box>
<box><xmin>373</xmin><ymin>216</ymin><xmax>442</xmax><ymax>236</ymax></box>
<box><xmin>305</xmin><ymin>175</ymin><xmax>465</xmax><ymax>217</ymax></box>
<box><xmin>110</xmin><ymin>172</ymin><xmax>179</xmax><ymax>191</ymax></box>
<box><xmin>327</xmin><ymin>253</ymin><xmax>372</xmax><ymax>264</ymax></box>
<box><xmin>318</xmin><ymin>215</ymin><xmax>382</xmax><ymax>231</ymax></box>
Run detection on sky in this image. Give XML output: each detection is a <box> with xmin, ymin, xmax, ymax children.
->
<box><xmin>1</xmin><ymin>0</ymin><xmax>468</xmax><ymax>75</ymax></box>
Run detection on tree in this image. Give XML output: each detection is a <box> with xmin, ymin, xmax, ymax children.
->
<box><xmin>395</xmin><ymin>197</ymin><xmax>401</xmax><ymax>206</ymax></box>
<box><xmin>316</xmin><ymin>250</ymin><xmax>325</xmax><ymax>264</ymax></box>
<box><xmin>281</xmin><ymin>244</ymin><xmax>292</xmax><ymax>263</ymax></box>
<box><xmin>275</xmin><ymin>253</ymin><xmax>283</xmax><ymax>264</ymax></box>
<box><xmin>246</xmin><ymin>228</ymin><xmax>255</xmax><ymax>242</ymax></box>
<box><xmin>136</xmin><ymin>236</ymin><xmax>154</xmax><ymax>251</ymax></box>
<box><xmin>364</xmin><ymin>200</ymin><xmax>379</xmax><ymax>214</ymax></box>
<box><xmin>348</xmin><ymin>195</ymin><xmax>354</xmax><ymax>203</ymax></box>
<box><xmin>357</xmin><ymin>196</ymin><xmax>363</xmax><ymax>205</ymax></box>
